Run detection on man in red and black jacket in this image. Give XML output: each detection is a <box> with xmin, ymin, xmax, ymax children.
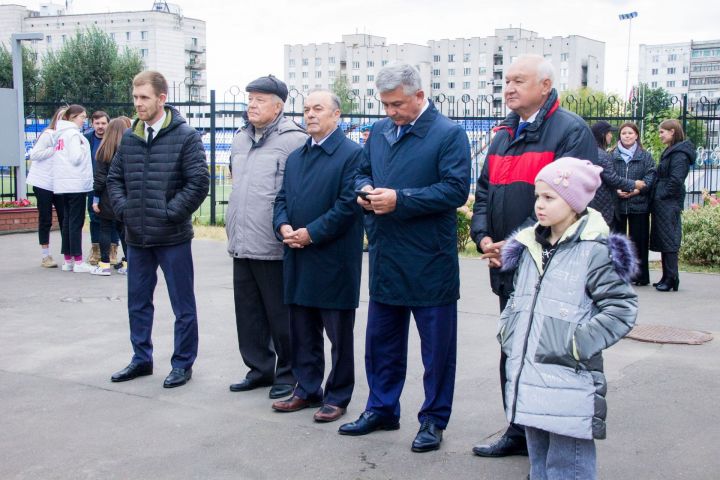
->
<box><xmin>470</xmin><ymin>54</ymin><xmax>596</xmax><ymax>458</ymax></box>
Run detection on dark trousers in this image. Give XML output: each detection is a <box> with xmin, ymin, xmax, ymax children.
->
<box><xmin>364</xmin><ymin>300</ymin><xmax>457</xmax><ymax>429</ymax></box>
<box><xmin>232</xmin><ymin>258</ymin><xmax>294</xmax><ymax>385</ymax></box>
<box><xmin>618</xmin><ymin>213</ymin><xmax>650</xmax><ymax>284</ymax></box>
<box><xmin>88</xmin><ymin>193</ymin><xmax>118</xmax><ymax>244</ymax></box>
<box><xmin>661</xmin><ymin>252</ymin><xmax>679</xmax><ymax>281</ymax></box>
<box><xmin>499</xmin><ymin>294</ymin><xmax>526</xmax><ymax>442</ymax></box>
<box><xmin>60</xmin><ymin>192</ymin><xmax>86</xmax><ymax>256</ymax></box>
<box><xmin>127</xmin><ymin>241</ymin><xmax>198</xmax><ymax>370</ymax></box>
<box><xmin>98</xmin><ymin>218</ymin><xmax>126</xmax><ymax>263</ymax></box>
<box><xmin>34</xmin><ymin>186</ymin><xmax>64</xmax><ymax>246</ymax></box>
<box><xmin>290</xmin><ymin>305</ymin><xmax>355</xmax><ymax>407</ymax></box>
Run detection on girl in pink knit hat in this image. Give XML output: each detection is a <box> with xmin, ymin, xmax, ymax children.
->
<box><xmin>497</xmin><ymin>157</ymin><xmax>639</xmax><ymax>480</ymax></box>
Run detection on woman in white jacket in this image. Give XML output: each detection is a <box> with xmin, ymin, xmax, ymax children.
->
<box><xmin>27</xmin><ymin>107</ymin><xmax>67</xmax><ymax>268</ymax></box>
<box><xmin>52</xmin><ymin>104</ymin><xmax>94</xmax><ymax>273</ymax></box>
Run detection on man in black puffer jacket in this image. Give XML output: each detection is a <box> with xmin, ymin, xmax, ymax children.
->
<box><xmin>107</xmin><ymin>71</ymin><xmax>209</xmax><ymax>389</ymax></box>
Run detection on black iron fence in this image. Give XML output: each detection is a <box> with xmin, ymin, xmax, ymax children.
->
<box><xmin>3</xmin><ymin>90</ymin><xmax>719</xmax><ymax>224</ymax></box>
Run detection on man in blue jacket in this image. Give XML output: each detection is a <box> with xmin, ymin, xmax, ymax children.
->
<box><xmin>338</xmin><ymin>64</ymin><xmax>471</xmax><ymax>453</ymax></box>
<box><xmin>107</xmin><ymin>71</ymin><xmax>209</xmax><ymax>389</ymax></box>
<box><xmin>271</xmin><ymin>90</ymin><xmax>364</xmax><ymax>423</ymax></box>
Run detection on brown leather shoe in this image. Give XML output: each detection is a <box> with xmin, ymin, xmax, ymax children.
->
<box><xmin>272</xmin><ymin>395</ymin><xmax>322</xmax><ymax>412</ymax></box>
<box><xmin>313</xmin><ymin>404</ymin><xmax>346</xmax><ymax>423</ymax></box>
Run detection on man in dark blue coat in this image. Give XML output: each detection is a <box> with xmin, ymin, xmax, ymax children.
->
<box><xmin>271</xmin><ymin>90</ymin><xmax>364</xmax><ymax>423</ymax></box>
<box><xmin>107</xmin><ymin>71</ymin><xmax>209</xmax><ymax>389</ymax></box>
<box><xmin>338</xmin><ymin>64</ymin><xmax>471</xmax><ymax>453</ymax></box>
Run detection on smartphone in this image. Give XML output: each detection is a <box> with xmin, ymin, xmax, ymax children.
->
<box><xmin>355</xmin><ymin>189</ymin><xmax>371</xmax><ymax>199</ymax></box>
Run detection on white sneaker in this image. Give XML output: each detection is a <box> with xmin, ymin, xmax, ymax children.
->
<box><xmin>41</xmin><ymin>255</ymin><xmax>58</xmax><ymax>268</ymax></box>
<box><xmin>61</xmin><ymin>261</ymin><xmax>74</xmax><ymax>272</ymax></box>
<box><xmin>90</xmin><ymin>261</ymin><xmax>112</xmax><ymax>276</ymax></box>
<box><xmin>117</xmin><ymin>261</ymin><xmax>128</xmax><ymax>275</ymax></box>
<box><xmin>73</xmin><ymin>262</ymin><xmax>94</xmax><ymax>273</ymax></box>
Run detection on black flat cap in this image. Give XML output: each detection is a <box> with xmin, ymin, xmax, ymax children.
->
<box><xmin>246</xmin><ymin>75</ymin><xmax>288</xmax><ymax>103</ymax></box>
<box><xmin>591</xmin><ymin>120</ymin><xmax>618</xmax><ymax>137</ymax></box>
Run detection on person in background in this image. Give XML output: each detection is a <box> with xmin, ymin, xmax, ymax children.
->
<box><xmin>27</xmin><ymin>107</ymin><xmax>67</xmax><ymax>268</ymax></box>
<box><xmin>52</xmin><ymin>105</ymin><xmax>94</xmax><ymax>273</ymax></box>
<box><xmin>610</xmin><ymin>122</ymin><xmax>656</xmax><ymax>286</ymax></box>
<box><xmin>90</xmin><ymin>116</ymin><xmax>132</xmax><ymax>276</ymax></box>
<box><xmin>84</xmin><ymin>111</ymin><xmax>113</xmax><ymax>265</ymax></box>
<box><xmin>649</xmin><ymin>119</ymin><xmax>696</xmax><ymax>292</ymax></box>
<box><xmin>589</xmin><ymin>121</ymin><xmax>638</xmax><ymax>230</ymax></box>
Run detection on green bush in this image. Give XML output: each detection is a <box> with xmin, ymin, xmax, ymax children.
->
<box><xmin>457</xmin><ymin>196</ymin><xmax>474</xmax><ymax>252</ymax></box>
<box><xmin>680</xmin><ymin>194</ymin><xmax>720</xmax><ymax>267</ymax></box>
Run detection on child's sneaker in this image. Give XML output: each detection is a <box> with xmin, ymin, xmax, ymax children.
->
<box><xmin>73</xmin><ymin>262</ymin><xmax>94</xmax><ymax>273</ymax></box>
<box><xmin>61</xmin><ymin>260</ymin><xmax>74</xmax><ymax>272</ymax></box>
<box><xmin>90</xmin><ymin>261</ymin><xmax>112</xmax><ymax>276</ymax></box>
<box><xmin>117</xmin><ymin>261</ymin><xmax>128</xmax><ymax>275</ymax></box>
<box><xmin>41</xmin><ymin>255</ymin><xmax>58</xmax><ymax>268</ymax></box>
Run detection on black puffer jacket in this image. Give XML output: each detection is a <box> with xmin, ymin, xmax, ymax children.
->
<box><xmin>107</xmin><ymin>106</ymin><xmax>209</xmax><ymax>247</ymax></box>
<box><xmin>610</xmin><ymin>146</ymin><xmax>656</xmax><ymax>215</ymax></box>
<box><xmin>471</xmin><ymin>88</ymin><xmax>597</xmax><ymax>298</ymax></box>
<box><xmin>650</xmin><ymin>140</ymin><xmax>696</xmax><ymax>252</ymax></box>
<box><xmin>589</xmin><ymin>147</ymin><xmax>635</xmax><ymax>227</ymax></box>
<box><xmin>93</xmin><ymin>156</ymin><xmax>117</xmax><ymax>221</ymax></box>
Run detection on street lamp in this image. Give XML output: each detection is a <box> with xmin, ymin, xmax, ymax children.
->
<box><xmin>12</xmin><ymin>32</ymin><xmax>43</xmax><ymax>202</ymax></box>
<box><xmin>619</xmin><ymin>11</ymin><xmax>638</xmax><ymax>100</ymax></box>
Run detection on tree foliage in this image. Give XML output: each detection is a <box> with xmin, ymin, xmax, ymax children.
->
<box><xmin>0</xmin><ymin>43</ymin><xmax>40</xmax><ymax>96</ymax></box>
<box><xmin>331</xmin><ymin>75</ymin><xmax>358</xmax><ymax>114</ymax></box>
<box><xmin>40</xmin><ymin>27</ymin><xmax>143</xmax><ymax>116</ymax></box>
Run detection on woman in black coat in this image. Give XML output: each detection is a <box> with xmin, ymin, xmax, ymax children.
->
<box><xmin>589</xmin><ymin>121</ymin><xmax>637</xmax><ymax>230</ymax></box>
<box><xmin>649</xmin><ymin>119</ymin><xmax>696</xmax><ymax>292</ymax></box>
<box><xmin>611</xmin><ymin>122</ymin><xmax>656</xmax><ymax>285</ymax></box>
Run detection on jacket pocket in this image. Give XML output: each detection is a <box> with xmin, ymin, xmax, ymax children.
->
<box><xmin>497</xmin><ymin>295</ymin><xmax>528</xmax><ymax>356</ymax></box>
<box><xmin>534</xmin><ymin>300</ymin><xmax>580</xmax><ymax>369</ymax></box>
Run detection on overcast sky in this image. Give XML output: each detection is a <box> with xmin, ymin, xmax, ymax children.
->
<box><xmin>5</xmin><ymin>0</ymin><xmax>719</xmax><ymax>97</ymax></box>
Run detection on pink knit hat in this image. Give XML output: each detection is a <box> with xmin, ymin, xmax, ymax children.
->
<box><xmin>535</xmin><ymin>157</ymin><xmax>603</xmax><ymax>213</ymax></box>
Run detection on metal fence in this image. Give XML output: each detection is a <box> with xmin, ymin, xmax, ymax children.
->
<box><xmin>3</xmin><ymin>90</ymin><xmax>719</xmax><ymax>224</ymax></box>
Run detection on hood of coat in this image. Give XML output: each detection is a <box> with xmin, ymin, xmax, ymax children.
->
<box><xmin>500</xmin><ymin>208</ymin><xmax>639</xmax><ymax>282</ymax></box>
<box><xmin>662</xmin><ymin>139</ymin><xmax>696</xmax><ymax>165</ymax></box>
<box><xmin>55</xmin><ymin>119</ymin><xmax>80</xmax><ymax>133</ymax></box>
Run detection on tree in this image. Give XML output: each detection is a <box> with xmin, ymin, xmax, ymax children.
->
<box><xmin>331</xmin><ymin>75</ymin><xmax>358</xmax><ymax>114</ymax></box>
<box><xmin>40</xmin><ymin>27</ymin><xmax>143</xmax><ymax>116</ymax></box>
<box><xmin>0</xmin><ymin>44</ymin><xmax>40</xmax><ymax>98</ymax></box>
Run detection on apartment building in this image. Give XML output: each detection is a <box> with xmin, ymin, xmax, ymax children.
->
<box><xmin>638</xmin><ymin>42</ymin><xmax>691</xmax><ymax>98</ymax></box>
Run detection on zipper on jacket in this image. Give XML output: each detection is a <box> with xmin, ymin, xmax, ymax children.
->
<box><xmin>140</xmin><ymin>138</ymin><xmax>151</xmax><ymax>247</ymax></box>
<box><xmin>509</xmin><ymin>244</ymin><xmax>561</xmax><ymax>424</ymax></box>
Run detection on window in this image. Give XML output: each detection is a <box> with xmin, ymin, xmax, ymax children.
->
<box><xmin>367</xmin><ymin>102</ymin><xmax>374</xmax><ymax>110</ymax></box>
<box><xmin>448</xmin><ymin>54</ymin><xmax>455</xmax><ymax>62</ymax></box>
<box><xmin>432</xmin><ymin>69</ymin><xmax>440</xmax><ymax>76</ymax></box>
<box><xmin>191</xmin><ymin>37</ymin><xmax>198</xmax><ymax>46</ymax></box>
<box><xmin>367</xmin><ymin>74</ymin><xmax>374</xmax><ymax>81</ymax></box>
<box><xmin>288</xmin><ymin>72</ymin><xmax>296</xmax><ymax>79</ymax></box>
<box><xmin>683</xmin><ymin>66</ymin><xmax>688</xmax><ymax>73</ymax></box>
<box><xmin>682</xmin><ymin>79</ymin><xmax>688</xmax><ymax>87</ymax></box>
<box><xmin>667</xmin><ymin>67</ymin><xmax>676</xmax><ymax>75</ymax></box>
<box><xmin>367</xmin><ymin>88</ymin><xmax>374</xmax><ymax>96</ymax></box>
<box><xmin>140</xmin><ymin>48</ymin><xmax>148</xmax><ymax>58</ymax></box>
<box><xmin>651</xmin><ymin>81</ymin><xmax>658</xmax><ymax>88</ymax></box>
<box><xmin>651</xmin><ymin>68</ymin><xmax>658</xmax><ymax>75</ymax></box>
<box><xmin>302</xmin><ymin>84</ymin><xmax>309</xmax><ymax>91</ymax></box>
<box><xmin>479</xmin><ymin>67</ymin><xmax>486</xmax><ymax>75</ymax></box>
<box><xmin>448</xmin><ymin>69</ymin><xmax>456</xmax><ymax>76</ymax></box>
<box><xmin>479</xmin><ymin>81</ymin><xmax>487</xmax><ymax>88</ymax></box>
<box><xmin>352</xmin><ymin>75</ymin><xmax>360</xmax><ymax>83</ymax></box>
<box><xmin>463</xmin><ymin>53</ymin><xmax>471</xmax><ymax>62</ymax></box>
<box><xmin>110</xmin><ymin>32</ymin><xmax>115</xmax><ymax>41</ymax></box>
<box><xmin>668</xmin><ymin>54</ymin><xmax>677</xmax><ymax>61</ymax></box>
<box><xmin>289</xmin><ymin>59</ymin><xmax>295</xmax><ymax>67</ymax></box>
<box><xmin>652</xmin><ymin>55</ymin><xmax>659</xmax><ymax>62</ymax></box>
<box><xmin>352</xmin><ymin>61</ymin><xmax>360</xmax><ymax>69</ymax></box>
<box><xmin>126</xmin><ymin>32</ymin><xmax>131</xmax><ymax>40</ymax></box>
<box><xmin>315</xmin><ymin>58</ymin><xmax>321</xmax><ymax>66</ymax></box>
<box><xmin>448</xmin><ymin>82</ymin><xmax>455</xmax><ymax>89</ymax></box>
<box><xmin>328</xmin><ymin>56</ymin><xmax>335</xmax><ymax>64</ymax></box>
<box><xmin>367</xmin><ymin>60</ymin><xmax>374</xmax><ymax>67</ymax></box>
<box><xmin>351</xmin><ymin>89</ymin><xmax>359</xmax><ymax>95</ymax></box>
<box><xmin>433</xmin><ymin>55</ymin><xmax>441</xmax><ymax>62</ymax></box>
<box><xmin>315</xmin><ymin>71</ymin><xmax>322</xmax><ymax>78</ymax></box>
<box><xmin>560</xmin><ymin>53</ymin><xmax>569</xmax><ymax>61</ymax></box>
<box><xmin>448</xmin><ymin>95</ymin><xmax>455</xmax><ymax>102</ymax></box>
<box><xmin>328</xmin><ymin>71</ymin><xmax>336</xmax><ymax>78</ymax></box>
<box><xmin>464</xmin><ymin>68</ymin><xmax>472</xmax><ymax>76</ymax></box>
<box><xmin>141</xmin><ymin>31</ymin><xmax>148</xmax><ymax>40</ymax></box>
<box><xmin>560</xmin><ymin>68</ymin><xmax>568</xmax><ymax>77</ymax></box>
<box><xmin>560</xmin><ymin>83</ymin><xmax>568</xmax><ymax>91</ymax></box>
<box><xmin>61</xmin><ymin>34</ymin><xmax>66</xmax><ymax>43</ymax></box>
<box><xmin>463</xmin><ymin>81</ymin><xmax>471</xmax><ymax>89</ymax></box>
<box><xmin>302</xmin><ymin>58</ymin><xmax>308</xmax><ymax>66</ymax></box>
<box><xmin>302</xmin><ymin>71</ymin><xmax>308</xmax><ymax>78</ymax></box>
<box><xmin>432</xmin><ymin>82</ymin><xmax>441</xmax><ymax>89</ymax></box>
<box><xmin>667</xmin><ymin>80</ymin><xmax>675</xmax><ymax>87</ymax></box>
<box><xmin>381</xmin><ymin>60</ymin><xmax>389</xmax><ymax>66</ymax></box>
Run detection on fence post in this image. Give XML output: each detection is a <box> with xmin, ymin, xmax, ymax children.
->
<box><xmin>209</xmin><ymin>89</ymin><xmax>216</xmax><ymax>226</ymax></box>
<box><xmin>681</xmin><ymin>93</ymin><xmax>688</xmax><ymax>134</ymax></box>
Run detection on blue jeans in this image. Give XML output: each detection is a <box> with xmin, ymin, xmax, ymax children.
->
<box><xmin>525</xmin><ymin>426</ymin><xmax>596</xmax><ymax>480</ymax></box>
<box><xmin>88</xmin><ymin>193</ymin><xmax>118</xmax><ymax>244</ymax></box>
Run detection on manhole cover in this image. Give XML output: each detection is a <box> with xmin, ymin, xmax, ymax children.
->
<box><xmin>60</xmin><ymin>296</ymin><xmax>122</xmax><ymax>303</ymax></box>
<box><xmin>626</xmin><ymin>324</ymin><xmax>713</xmax><ymax>345</ymax></box>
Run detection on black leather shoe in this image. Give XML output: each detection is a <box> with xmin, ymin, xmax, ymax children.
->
<box><xmin>163</xmin><ymin>368</ymin><xmax>192</xmax><ymax>388</ymax></box>
<box><xmin>338</xmin><ymin>411</ymin><xmax>400</xmax><ymax>436</ymax></box>
<box><xmin>655</xmin><ymin>277</ymin><xmax>679</xmax><ymax>292</ymax></box>
<box><xmin>472</xmin><ymin>434</ymin><xmax>528</xmax><ymax>457</ymax></box>
<box><xmin>269</xmin><ymin>383</ymin><xmax>294</xmax><ymax>399</ymax></box>
<box><xmin>229</xmin><ymin>378</ymin><xmax>273</xmax><ymax>392</ymax></box>
<box><xmin>111</xmin><ymin>362</ymin><xmax>153</xmax><ymax>382</ymax></box>
<box><xmin>411</xmin><ymin>419</ymin><xmax>443</xmax><ymax>452</ymax></box>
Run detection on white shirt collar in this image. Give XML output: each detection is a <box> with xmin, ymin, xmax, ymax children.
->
<box><xmin>311</xmin><ymin>127</ymin><xmax>337</xmax><ymax>147</ymax></box>
<box><xmin>144</xmin><ymin>110</ymin><xmax>167</xmax><ymax>140</ymax></box>
<box><xmin>521</xmin><ymin>110</ymin><xmax>539</xmax><ymax>123</ymax></box>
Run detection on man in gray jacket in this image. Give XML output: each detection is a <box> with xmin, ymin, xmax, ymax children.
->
<box><xmin>225</xmin><ymin>75</ymin><xmax>307</xmax><ymax>399</ymax></box>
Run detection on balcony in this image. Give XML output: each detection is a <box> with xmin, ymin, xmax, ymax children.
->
<box><xmin>185</xmin><ymin>42</ymin><xmax>206</xmax><ymax>53</ymax></box>
<box><xmin>186</xmin><ymin>59</ymin><xmax>206</xmax><ymax>70</ymax></box>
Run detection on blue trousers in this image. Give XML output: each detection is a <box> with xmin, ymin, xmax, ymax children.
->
<box><xmin>526</xmin><ymin>426</ymin><xmax>596</xmax><ymax>480</ymax></box>
<box><xmin>127</xmin><ymin>241</ymin><xmax>198</xmax><ymax>370</ymax></box>
<box><xmin>290</xmin><ymin>305</ymin><xmax>355</xmax><ymax>408</ymax></box>
<box><xmin>365</xmin><ymin>300</ymin><xmax>457</xmax><ymax>429</ymax></box>
<box><xmin>88</xmin><ymin>193</ymin><xmax>118</xmax><ymax>244</ymax></box>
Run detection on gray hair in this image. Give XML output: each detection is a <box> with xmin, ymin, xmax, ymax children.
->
<box><xmin>376</xmin><ymin>63</ymin><xmax>422</xmax><ymax>95</ymax></box>
<box><xmin>307</xmin><ymin>88</ymin><xmax>342</xmax><ymax>113</ymax></box>
<box><xmin>513</xmin><ymin>54</ymin><xmax>555</xmax><ymax>85</ymax></box>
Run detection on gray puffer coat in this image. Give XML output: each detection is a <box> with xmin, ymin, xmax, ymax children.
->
<box><xmin>226</xmin><ymin>114</ymin><xmax>307</xmax><ymax>260</ymax></box>
<box><xmin>499</xmin><ymin>209</ymin><xmax>638</xmax><ymax>440</ymax></box>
